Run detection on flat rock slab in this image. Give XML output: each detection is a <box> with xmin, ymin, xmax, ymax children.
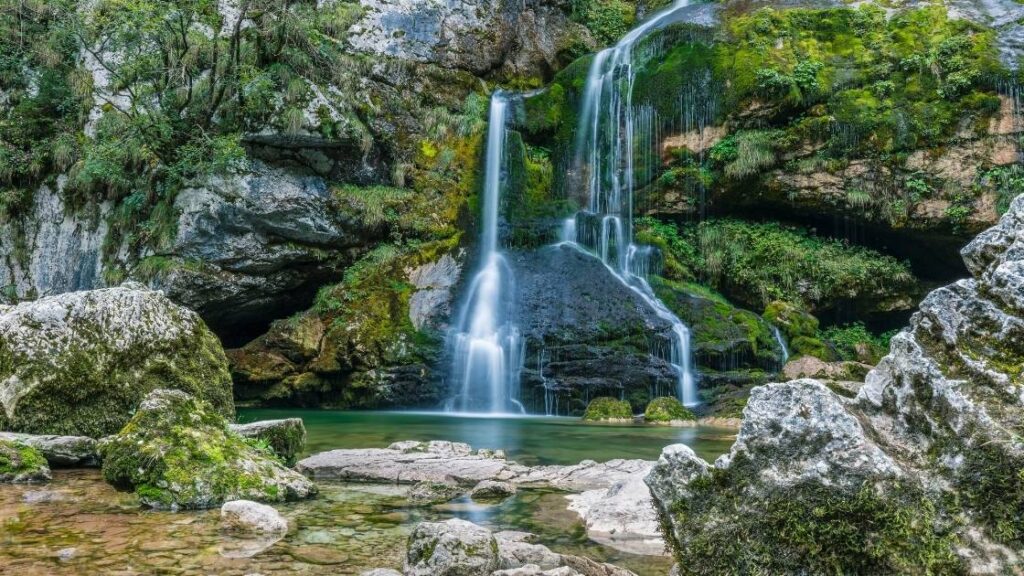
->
<box><xmin>0</xmin><ymin>432</ymin><xmax>99</xmax><ymax>467</ymax></box>
<box><xmin>296</xmin><ymin>441</ymin><xmax>653</xmax><ymax>492</ymax></box>
<box><xmin>296</xmin><ymin>447</ymin><xmax>528</xmax><ymax>485</ymax></box>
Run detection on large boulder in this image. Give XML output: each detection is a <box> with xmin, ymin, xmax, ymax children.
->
<box><xmin>99</xmin><ymin>389</ymin><xmax>316</xmax><ymax>510</ymax></box>
<box><xmin>645</xmin><ymin>195</ymin><xmax>1024</xmax><ymax>574</ymax></box>
<box><xmin>0</xmin><ymin>284</ymin><xmax>233</xmax><ymax>437</ymax></box>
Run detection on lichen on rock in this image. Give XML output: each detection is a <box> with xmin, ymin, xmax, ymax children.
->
<box><xmin>0</xmin><ymin>283</ymin><xmax>233</xmax><ymax>437</ymax></box>
<box><xmin>99</xmin><ymin>389</ymin><xmax>316</xmax><ymax>511</ymax></box>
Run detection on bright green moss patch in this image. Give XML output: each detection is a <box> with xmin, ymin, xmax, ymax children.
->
<box><xmin>664</xmin><ymin>457</ymin><xmax>966</xmax><ymax>575</ymax></box>
<box><xmin>0</xmin><ymin>439</ymin><xmax>50</xmax><ymax>484</ymax></box>
<box><xmin>582</xmin><ymin>397</ymin><xmax>633</xmax><ymax>421</ymax></box>
<box><xmin>644</xmin><ymin>396</ymin><xmax>694</xmax><ymax>423</ymax></box>
<box><xmin>99</xmin><ymin>389</ymin><xmax>316</xmax><ymax>510</ymax></box>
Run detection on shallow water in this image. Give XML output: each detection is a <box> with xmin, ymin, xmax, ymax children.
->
<box><xmin>237</xmin><ymin>409</ymin><xmax>737</xmax><ymax>465</ymax></box>
<box><xmin>0</xmin><ymin>413</ymin><xmax>736</xmax><ymax>575</ymax></box>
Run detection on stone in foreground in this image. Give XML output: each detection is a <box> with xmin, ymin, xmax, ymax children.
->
<box><xmin>0</xmin><ymin>438</ymin><xmax>50</xmax><ymax>483</ymax></box>
<box><xmin>402</xmin><ymin>519</ymin><xmax>637</xmax><ymax>576</ymax></box>
<box><xmin>228</xmin><ymin>418</ymin><xmax>306</xmax><ymax>466</ymax></box>
<box><xmin>100</xmin><ymin>389</ymin><xmax>316</xmax><ymax>510</ymax></box>
<box><xmin>0</xmin><ymin>432</ymin><xmax>99</xmax><ymax>467</ymax></box>
<box><xmin>646</xmin><ymin>196</ymin><xmax>1024</xmax><ymax>574</ymax></box>
<box><xmin>220</xmin><ymin>500</ymin><xmax>289</xmax><ymax>534</ymax></box>
<box><xmin>0</xmin><ymin>284</ymin><xmax>234</xmax><ymax>437</ymax></box>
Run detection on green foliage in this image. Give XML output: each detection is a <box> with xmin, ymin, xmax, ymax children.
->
<box><xmin>978</xmin><ymin>165</ymin><xmax>1024</xmax><ymax>215</ymax></box>
<box><xmin>636</xmin><ymin>218</ymin><xmax>917</xmax><ymax>313</ymax></box>
<box><xmin>569</xmin><ymin>0</ymin><xmax>636</xmax><ymax>46</ymax></box>
<box><xmin>763</xmin><ymin>300</ymin><xmax>833</xmax><ymax>361</ymax></box>
<box><xmin>582</xmin><ymin>396</ymin><xmax>633</xmax><ymax>421</ymax></box>
<box><xmin>644</xmin><ymin>396</ymin><xmax>695</xmax><ymax>423</ymax></box>
<box><xmin>821</xmin><ymin>322</ymin><xmax>893</xmax><ymax>364</ymax></box>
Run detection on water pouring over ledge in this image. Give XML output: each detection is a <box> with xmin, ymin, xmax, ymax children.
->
<box><xmin>447</xmin><ymin>92</ymin><xmax>526</xmax><ymax>415</ymax></box>
<box><xmin>566</xmin><ymin>0</ymin><xmax>700</xmax><ymax>407</ymax></box>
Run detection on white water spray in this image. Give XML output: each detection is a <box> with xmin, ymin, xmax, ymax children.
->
<box><xmin>448</xmin><ymin>93</ymin><xmax>525</xmax><ymax>414</ymax></box>
<box><xmin>567</xmin><ymin>0</ymin><xmax>700</xmax><ymax>406</ymax></box>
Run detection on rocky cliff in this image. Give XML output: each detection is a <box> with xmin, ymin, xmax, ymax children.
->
<box><xmin>645</xmin><ymin>194</ymin><xmax>1024</xmax><ymax>574</ymax></box>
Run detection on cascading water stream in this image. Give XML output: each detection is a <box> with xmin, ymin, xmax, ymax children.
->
<box><xmin>447</xmin><ymin>93</ymin><xmax>525</xmax><ymax>414</ymax></box>
<box><xmin>771</xmin><ymin>326</ymin><xmax>790</xmax><ymax>367</ymax></box>
<box><xmin>565</xmin><ymin>0</ymin><xmax>700</xmax><ymax>407</ymax></box>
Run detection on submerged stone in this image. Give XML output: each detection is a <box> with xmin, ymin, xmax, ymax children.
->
<box><xmin>99</xmin><ymin>389</ymin><xmax>316</xmax><ymax>510</ymax></box>
<box><xmin>0</xmin><ymin>284</ymin><xmax>233</xmax><ymax>437</ymax></box>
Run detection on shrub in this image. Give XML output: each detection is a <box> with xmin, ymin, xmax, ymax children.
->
<box><xmin>644</xmin><ymin>396</ymin><xmax>695</xmax><ymax>423</ymax></box>
<box><xmin>582</xmin><ymin>397</ymin><xmax>633</xmax><ymax>421</ymax></box>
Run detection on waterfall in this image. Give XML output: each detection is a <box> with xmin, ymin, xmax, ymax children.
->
<box><xmin>565</xmin><ymin>0</ymin><xmax>700</xmax><ymax>407</ymax></box>
<box><xmin>771</xmin><ymin>326</ymin><xmax>790</xmax><ymax>368</ymax></box>
<box><xmin>447</xmin><ymin>93</ymin><xmax>526</xmax><ymax>414</ymax></box>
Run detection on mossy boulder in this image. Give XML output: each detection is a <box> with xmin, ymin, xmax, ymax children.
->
<box><xmin>0</xmin><ymin>284</ymin><xmax>234</xmax><ymax>438</ymax></box>
<box><xmin>644</xmin><ymin>397</ymin><xmax>695</xmax><ymax>423</ymax></box>
<box><xmin>0</xmin><ymin>439</ymin><xmax>50</xmax><ymax>483</ymax></box>
<box><xmin>229</xmin><ymin>419</ymin><xmax>306</xmax><ymax>466</ymax></box>
<box><xmin>582</xmin><ymin>397</ymin><xmax>633</xmax><ymax>422</ymax></box>
<box><xmin>99</xmin><ymin>389</ymin><xmax>316</xmax><ymax>510</ymax></box>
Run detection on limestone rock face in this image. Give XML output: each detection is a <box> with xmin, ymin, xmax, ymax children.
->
<box><xmin>510</xmin><ymin>245</ymin><xmax>680</xmax><ymax>415</ymax></box>
<box><xmin>0</xmin><ymin>284</ymin><xmax>233</xmax><ymax>437</ymax></box>
<box><xmin>344</xmin><ymin>0</ymin><xmax>591</xmax><ymax>77</ymax></box>
<box><xmin>0</xmin><ymin>179</ymin><xmax>109</xmax><ymax>303</ymax></box>
<box><xmin>645</xmin><ymin>195</ymin><xmax>1024</xmax><ymax>574</ymax></box>
<box><xmin>148</xmin><ymin>160</ymin><xmax>363</xmax><ymax>336</ymax></box>
<box><xmin>99</xmin><ymin>389</ymin><xmax>316</xmax><ymax>510</ymax></box>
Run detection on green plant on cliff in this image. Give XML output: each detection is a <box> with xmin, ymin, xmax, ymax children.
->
<box><xmin>635</xmin><ymin>217</ymin><xmax>917</xmax><ymax>313</ymax></box>
<box><xmin>644</xmin><ymin>396</ymin><xmax>694</xmax><ymax>423</ymax></box>
<box><xmin>582</xmin><ymin>397</ymin><xmax>633</xmax><ymax>421</ymax></box>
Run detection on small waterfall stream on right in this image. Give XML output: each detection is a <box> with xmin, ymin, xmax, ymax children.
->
<box><xmin>561</xmin><ymin>0</ymin><xmax>700</xmax><ymax>406</ymax></box>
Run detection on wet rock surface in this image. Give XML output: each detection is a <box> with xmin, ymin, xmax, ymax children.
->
<box><xmin>509</xmin><ymin>245</ymin><xmax>680</xmax><ymax>415</ymax></box>
<box><xmin>220</xmin><ymin>499</ymin><xmax>290</xmax><ymax>534</ymax></box>
<box><xmin>229</xmin><ymin>418</ymin><xmax>307</xmax><ymax>466</ymax></box>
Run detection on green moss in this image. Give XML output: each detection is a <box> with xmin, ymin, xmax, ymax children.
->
<box><xmin>664</xmin><ymin>455</ymin><xmax>966</xmax><ymax>575</ymax></box>
<box><xmin>582</xmin><ymin>397</ymin><xmax>633</xmax><ymax>421</ymax></box>
<box><xmin>644</xmin><ymin>396</ymin><xmax>695</xmax><ymax>423</ymax></box>
<box><xmin>0</xmin><ymin>439</ymin><xmax>50</xmax><ymax>483</ymax></box>
<box><xmin>99</xmin><ymin>389</ymin><xmax>315</xmax><ymax>510</ymax></box>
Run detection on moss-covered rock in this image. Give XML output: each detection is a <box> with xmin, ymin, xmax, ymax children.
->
<box><xmin>646</xmin><ymin>197</ymin><xmax>1024</xmax><ymax>573</ymax></box>
<box><xmin>582</xmin><ymin>397</ymin><xmax>633</xmax><ymax>422</ymax></box>
<box><xmin>763</xmin><ymin>300</ymin><xmax>835</xmax><ymax>361</ymax></box>
<box><xmin>99</xmin><ymin>389</ymin><xmax>316</xmax><ymax>510</ymax></box>
<box><xmin>0</xmin><ymin>284</ymin><xmax>233</xmax><ymax>438</ymax></box>
<box><xmin>229</xmin><ymin>419</ymin><xmax>307</xmax><ymax>467</ymax></box>
<box><xmin>644</xmin><ymin>397</ymin><xmax>695</xmax><ymax>423</ymax></box>
<box><xmin>0</xmin><ymin>439</ymin><xmax>50</xmax><ymax>484</ymax></box>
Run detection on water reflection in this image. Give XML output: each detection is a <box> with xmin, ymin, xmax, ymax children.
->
<box><xmin>237</xmin><ymin>409</ymin><xmax>736</xmax><ymax>466</ymax></box>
